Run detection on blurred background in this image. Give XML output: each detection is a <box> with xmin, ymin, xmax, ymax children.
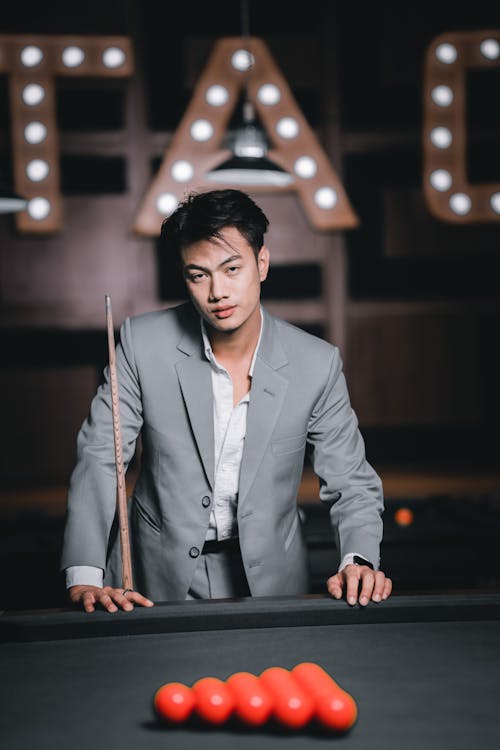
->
<box><xmin>1</xmin><ymin>0</ymin><xmax>500</xmax><ymax>609</ymax></box>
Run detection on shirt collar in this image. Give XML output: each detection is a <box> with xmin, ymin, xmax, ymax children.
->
<box><xmin>201</xmin><ymin>307</ymin><xmax>264</xmax><ymax>377</ymax></box>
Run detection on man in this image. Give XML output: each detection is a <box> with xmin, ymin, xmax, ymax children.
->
<box><xmin>62</xmin><ymin>189</ymin><xmax>392</xmax><ymax>612</ymax></box>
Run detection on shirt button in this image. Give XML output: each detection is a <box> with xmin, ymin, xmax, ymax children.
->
<box><xmin>202</xmin><ymin>496</ymin><xmax>211</xmax><ymax>508</ymax></box>
<box><xmin>189</xmin><ymin>547</ymin><xmax>200</xmax><ymax>558</ymax></box>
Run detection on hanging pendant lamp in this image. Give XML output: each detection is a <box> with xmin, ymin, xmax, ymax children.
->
<box><xmin>206</xmin><ymin>101</ymin><xmax>292</xmax><ymax>187</ymax></box>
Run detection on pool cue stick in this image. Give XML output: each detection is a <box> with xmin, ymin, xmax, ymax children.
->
<box><xmin>105</xmin><ymin>294</ymin><xmax>134</xmax><ymax>591</ymax></box>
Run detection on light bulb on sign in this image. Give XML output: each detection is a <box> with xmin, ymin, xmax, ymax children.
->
<box><xmin>24</xmin><ymin>122</ymin><xmax>47</xmax><ymax>144</ymax></box>
<box><xmin>62</xmin><ymin>46</ymin><xmax>85</xmax><ymax>68</ymax></box>
<box><xmin>21</xmin><ymin>45</ymin><xmax>44</xmax><ymax>67</ymax></box>
<box><xmin>205</xmin><ymin>85</ymin><xmax>229</xmax><ymax>107</ymax></box>
<box><xmin>22</xmin><ymin>84</ymin><xmax>45</xmax><ymax>106</ymax></box>
<box><xmin>314</xmin><ymin>187</ymin><xmax>337</xmax><ymax>209</ymax></box>
<box><xmin>449</xmin><ymin>193</ymin><xmax>471</xmax><ymax>215</ymax></box>
<box><xmin>27</xmin><ymin>197</ymin><xmax>51</xmax><ymax>220</ymax></box>
<box><xmin>276</xmin><ymin>117</ymin><xmax>299</xmax><ymax>139</ymax></box>
<box><xmin>102</xmin><ymin>47</ymin><xmax>126</xmax><ymax>69</ymax></box>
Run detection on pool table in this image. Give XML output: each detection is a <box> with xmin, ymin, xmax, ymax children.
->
<box><xmin>1</xmin><ymin>592</ymin><xmax>500</xmax><ymax>750</ymax></box>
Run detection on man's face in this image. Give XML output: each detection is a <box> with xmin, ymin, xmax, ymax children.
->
<box><xmin>181</xmin><ymin>226</ymin><xmax>269</xmax><ymax>335</ymax></box>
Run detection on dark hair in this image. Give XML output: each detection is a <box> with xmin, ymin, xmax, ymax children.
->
<box><xmin>160</xmin><ymin>189</ymin><xmax>269</xmax><ymax>264</ymax></box>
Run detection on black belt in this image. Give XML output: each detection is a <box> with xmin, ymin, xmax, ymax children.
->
<box><xmin>202</xmin><ymin>537</ymin><xmax>241</xmax><ymax>554</ymax></box>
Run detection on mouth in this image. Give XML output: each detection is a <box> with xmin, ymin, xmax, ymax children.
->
<box><xmin>212</xmin><ymin>305</ymin><xmax>236</xmax><ymax>319</ymax></box>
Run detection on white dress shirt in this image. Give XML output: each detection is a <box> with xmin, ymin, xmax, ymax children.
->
<box><xmin>201</xmin><ymin>314</ymin><xmax>263</xmax><ymax>541</ymax></box>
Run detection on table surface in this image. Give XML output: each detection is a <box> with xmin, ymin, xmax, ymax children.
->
<box><xmin>2</xmin><ymin>593</ymin><xmax>500</xmax><ymax>750</ymax></box>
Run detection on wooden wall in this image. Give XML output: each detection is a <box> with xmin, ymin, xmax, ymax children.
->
<box><xmin>1</xmin><ymin>0</ymin><xmax>499</xmax><ymax>495</ymax></box>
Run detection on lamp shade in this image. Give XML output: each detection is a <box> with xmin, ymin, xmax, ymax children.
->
<box><xmin>207</xmin><ymin>155</ymin><xmax>292</xmax><ymax>186</ymax></box>
<box><xmin>206</xmin><ymin>118</ymin><xmax>292</xmax><ymax>187</ymax></box>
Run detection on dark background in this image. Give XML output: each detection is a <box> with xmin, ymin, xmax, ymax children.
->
<box><xmin>1</xmin><ymin>1</ymin><xmax>499</xmax><ymax>608</ymax></box>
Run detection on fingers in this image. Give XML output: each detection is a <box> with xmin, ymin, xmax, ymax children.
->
<box><xmin>68</xmin><ymin>585</ymin><xmax>100</xmax><ymax>613</ymax></box>
<box><xmin>81</xmin><ymin>590</ymin><xmax>97</xmax><ymax>613</ymax></box>
<box><xmin>326</xmin><ymin>566</ymin><xmax>393</xmax><ymax>606</ymax></box>
<box><xmin>382</xmin><ymin>576</ymin><xmax>393</xmax><ymax>600</ymax></box>
<box><xmin>371</xmin><ymin>571</ymin><xmax>385</xmax><ymax>602</ymax></box>
<box><xmin>346</xmin><ymin>567</ymin><xmax>364</xmax><ymax>606</ymax></box>
<box><xmin>358</xmin><ymin>570</ymin><xmax>375</xmax><ymax>606</ymax></box>
<box><xmin>326</xmin><ymin>573</ymin><xmax>343</xmax><ymax>600</ymax></box>
<box><xmin>99</xmin><ymin>588</ymin><xmax>122</xmax><ymax>612</ymax></box>
<box><xmin>69</xmin><ymin>585</ymin><xmax>154</xmax><ymax>613</ymax></box>
<box><xmin>126</xmin><ymin>591</ymin><xmax>155</xmax><ymax>608</ymax></box>
<box><xmin>76</xmin><ymin>587</ymin><xmax>119</xmax><ymax>613</ymax></box>
<box><xmin>101</xmin><ymin>587</ymin><xmax>154</xmax><ymax>612</ymax></box>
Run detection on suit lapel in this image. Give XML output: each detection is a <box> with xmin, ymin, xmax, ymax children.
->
<box><xmin>173</xmin><ymin>306</ymin><xmax>288</xmax><ymax>499</ymax></box>
<box><xmin>238</xmin><ymin>310</ymin><xmax>289</xmax><ymax>506</ymax></box>
<box><xmin>175</xmin><ymin>311</ymin><xmax>215</xmax><ymax>490</ymax></box>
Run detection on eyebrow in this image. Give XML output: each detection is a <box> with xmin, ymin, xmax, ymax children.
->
<box><xmin>183</xmin><ymin>253</ymin><xmax>243</xmax><ymax>273</ymax></box>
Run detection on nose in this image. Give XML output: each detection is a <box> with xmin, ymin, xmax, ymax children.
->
<box><xmin>208</xmin><ymin>272</ymin><xmax>229</xmax><ymax>302</ymax></box>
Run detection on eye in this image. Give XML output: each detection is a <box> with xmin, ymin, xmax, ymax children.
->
<box><xmin>188</xmin><ymin>272</ymin><xmax>206</xmax><ymax>283</ymax></box>
<box><xmin>226</xmin><ymin>265</ymin><xmax>240</xmax><ymax>274</ymax></box>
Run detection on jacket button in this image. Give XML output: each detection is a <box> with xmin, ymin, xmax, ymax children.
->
<box><xmin>202</xmin><ymin>495</ymin><xmax>211</xmax><ymax>508</ymax></box>
<box><xmin>189</xmin><ymin>546</ymin><xmax>200</xmax><ymax>558</ymax></box>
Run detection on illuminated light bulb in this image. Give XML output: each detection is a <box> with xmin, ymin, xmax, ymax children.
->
<box><xmin>431</xmin><ymin>85</ymin><xmax>453</xmax><ymax>107</ymax></box>
<box><xmin>435</xmin><ymin>43</ymin><xmax>457</xmax><ymax>64</ymax></box>
<box><xmin>276</xmin><ymin>117</ymin><xmax>299</xmax><ymax>139</ymax></box>
<box><xmin>430</xmin><ymin>127</ymin><xmax>452</xmax><ymax>148</ymax></box>
<box><xmin>171</xmin><ymin>160</ymin><xmax>194</xmax><ymax>182</ymax></box>
<box><xmin>102</xmin><ymin>47</ymin><xmax>126</xmax><ymax>69</ymax></box>
<box><xmin>24</xmin><ymin>121</ymin><xmax>47</xmax><ymax>144</ymax></box>
<box><xmin>156</xmin><ymin>193</ymin><xmax>178</xmax><ymax>216</ymax></box>
<box><xmin>480</xmin><ymin>39</ymin><xmax>500</xmax><ymax>60</ymax></box>
<box><xmin>20</xmin><ymin>45</ymin><xmax>44</xmax><ymax>67</ymax></box>
<box><xmin>22</xmin><ymin>83</ymin><xmax>45</xmax><ymax>106</ymax></box>
<box><xmin>294</xmin><ymin>156</ymin><xmax>317</xmax><ymax>179</ymax></box>
<box><xmin>429</xmin><ymin>169</ymin><xmax>452</xmax><ymax>192</ymax></box>
<box><xmin>257</xmin><ymin>84</ymin><xmax>281</xmax><ymax>105</ymax></box>
<box><xmin>190</xmin><ymin>119</ymin><xmax>214</xmax><ymax>142</ymax></box>
<box><xmin>314</xmin><ymin>187</ymin><xmax>338</xmax><ymax>209</ymax></box>
<box><xmin>490</xmin><ymin>192</ymin><xmax>500</xmax><ymax>214</ymax></box>
<box><xmin>27</xmin><ymin>196</ymin><xmax>51</xmax><ymax>220</ymax></box>
<box><xmin>449</xmin><ymin>193</ymin><xmax>471</xmax><ymax>215</ymax></box>
<box><xmin>26</xmin><ymin>159</ymin><xmax>50</xmax><ymax>182</ymax></box>
<box><xmin>62</xmin><ymin>46</ymin><xmax>85</xmax><ymax>68</ymax></box>
<box><xmin>231</xmin><ymin>49</ymin><xmax>254</xmax><ymax>71</ymax></box>
<box><xmin>205</xmin><ymin>84</ymin><xmax>229</xmax><ymax>107</ymax></box>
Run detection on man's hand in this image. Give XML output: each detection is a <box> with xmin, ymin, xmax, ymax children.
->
<box><xmin>327</xmin><ymin>565</ymin><xmax>392</xmax><ymax>606</ymax></box>
<box><xmin>68</xmin><ymin>585</ymin><xmax>154</xmax><ymax>613</ymax></box>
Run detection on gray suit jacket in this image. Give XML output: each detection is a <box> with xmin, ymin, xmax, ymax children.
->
<box><xmin>61</xmin><ymin>303</ymin><xmax>383</xmax><ymax>601</ymax></box>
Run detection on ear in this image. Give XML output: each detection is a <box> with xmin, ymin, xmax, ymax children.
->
<box><xmin>257</xmin><ymin>245</ymin><xmax>270</xmax><ymax>282</ymax></box>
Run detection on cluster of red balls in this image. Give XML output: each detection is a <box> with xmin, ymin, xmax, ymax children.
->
<box><xmin>154</xmin><ymin>662</ymin><xmax>358</xmax><ymax>732</ymax></box>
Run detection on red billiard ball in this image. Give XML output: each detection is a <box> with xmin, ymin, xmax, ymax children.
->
<box><xmin>292</xmin><ymin>662</ymin><xmax>358</xmax><ymax>731</ymax></box>
<box><xmin>154</xmin><ymin>682</ymin><xmax>195</xmax><ymax>723</ymax></box>
<box><xmin>192</xmin><ymin>676</ymin><xmax>235</xmax><ymax>724</ymax></box>
<box><xmin>226</xmin><ymin>671</ymin><xmax>274</xmax><ymax>726</ymax></box>
<box><xmin>260</xmin><ymin>667</ymin><xmax>314</xmax><ymax>728</ymax></box>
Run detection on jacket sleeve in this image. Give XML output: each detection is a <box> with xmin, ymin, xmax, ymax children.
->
<box><xmin>306</xmin><ymin>347</ymin><xmax>384</xmax><ymax>569</ymax></box>
<box><xmin>60</xmin><ymin>317</ymin><xmax>143</xmax><ymax>571</ymax></box>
